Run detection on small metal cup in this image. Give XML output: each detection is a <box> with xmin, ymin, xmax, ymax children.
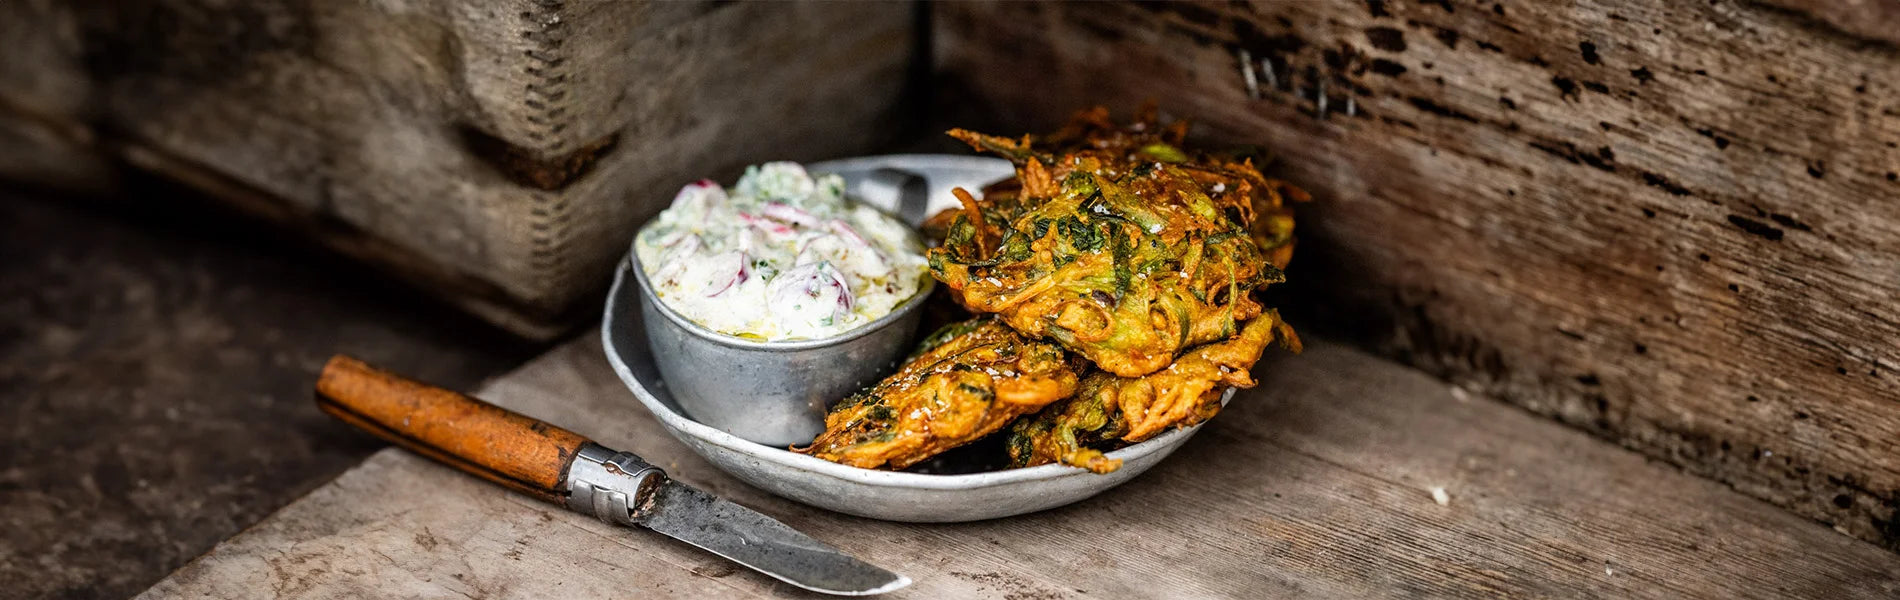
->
<box><xmin>630</xmin><ymin>253</ymin><xmax>934</xmax><ymax>447</ymax></box>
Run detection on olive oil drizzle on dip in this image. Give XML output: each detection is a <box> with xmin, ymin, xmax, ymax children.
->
<box><xmin>635</xmin><ymin>162</ymin><xmax>929</xmax><ymax>341</ymax></box>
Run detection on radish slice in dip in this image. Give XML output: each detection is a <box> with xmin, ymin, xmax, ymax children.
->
<box><xmin>634</xmin><ymin>162</ymin><xmax>928</xmax><ymax>341</ymax></box>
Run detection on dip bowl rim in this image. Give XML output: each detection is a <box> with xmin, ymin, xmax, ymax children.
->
<box><xmin>628</xmin><ymin>190</ymin><xmax>938</xmax><ymax>351</ymax></box>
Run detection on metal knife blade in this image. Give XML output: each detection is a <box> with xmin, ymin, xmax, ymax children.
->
<box><xmin>564</xmin><ymin>444</ymin><xmax>907</xmax><ymax>595</ymax></box>
<box><xmin>639</xmin><ymin>481</ymin><xmax>910</xmax><ymax>595</ymax></box>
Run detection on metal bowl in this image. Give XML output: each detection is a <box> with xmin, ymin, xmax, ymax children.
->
<box><xmin>630</xmin><ymin>255</ymin><xmax>933</xmax><ymax>447</ymax></box>
<box><xmin>629</xmin><ymin>156</ymin><xmax>978</xmax><ymax>446</ymax></box>
<box><xmin>602</xmin><ymin>154</ymin><xmax>1231</xmax><ymax>522</ymax></box>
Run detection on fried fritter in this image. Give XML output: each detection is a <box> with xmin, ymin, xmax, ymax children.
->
<box><xmin>796</xmin><ymin>317</ymin><xmax>1079</xmax><ymax>470</ymax></box>
<box><xmin>1006</xmin><ymin>311</ymin><xmax>1299</xmax><ymax>474</ymax></box>
<box><xmin>928</xmin><ymin>106</ymin><xmax>1303</xmax><ymax>377</ymax></box>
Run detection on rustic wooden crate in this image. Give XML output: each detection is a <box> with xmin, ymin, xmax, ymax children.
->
<box><xmin>933</xmin><ymin>0</ymin><xmax>1900</xmax><ymax>549</ymax></box>
<box><xmin>0</xmin><ymin>0</ymin><xmax>918</xmax><ymax>338</ymax></box>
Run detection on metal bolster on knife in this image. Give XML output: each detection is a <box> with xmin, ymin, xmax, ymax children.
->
<box><xmin>565</xmin><ymin>442</ymin><xmax>666</xmax><ymax>525</ymax></box>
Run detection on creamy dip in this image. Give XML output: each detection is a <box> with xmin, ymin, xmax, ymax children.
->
<box><xmin>635</xmin><ymin>162</ymin><xmax>928</xmax><ymax>341</ymax></box>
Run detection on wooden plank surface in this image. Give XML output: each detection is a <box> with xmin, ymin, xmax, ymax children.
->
<box><xmin>932</xmin><ymin>0</ymin><xmax>1900</xmax><ymax>548</ymax></box>
<box><xmin>141</xmin><ymin>333</ymin><xmax>1900</xmax><ymax>599</ymax></box>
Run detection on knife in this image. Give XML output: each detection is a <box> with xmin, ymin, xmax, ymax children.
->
<box><xmin>313</xmin><ymin>355</ymin><xmax>911</xmax><ymax>596</ymax></box>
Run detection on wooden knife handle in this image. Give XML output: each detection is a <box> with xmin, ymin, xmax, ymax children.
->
<box><xmin>314</xmin><ymin>355</ymin><xmax>589</xmax><ymax>504</ymax></box>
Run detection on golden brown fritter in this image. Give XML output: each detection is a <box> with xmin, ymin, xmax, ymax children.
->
<box><xmin>1006</xmin><ymin>311</ymin><xmax>1299</xmax><ymax>474</ymax></box>
<box><xmin>796</xmin><ymin>318</ymin><xmax>1079</xmax><ymax>470</ymax></box>
<box><xmin>807</xmin><ymin>106</ymin><xmax>1310</xmax><ymax>475</ymax></box>
<box><xmin>927</xmin><ymin>106</ymin><xmax>1303</xmax><ymax>377</ymax></box>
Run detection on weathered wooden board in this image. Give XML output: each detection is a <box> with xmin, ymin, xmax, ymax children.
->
<box><xmin>141</xmin><ymin>333</ymin><xmax>1900</xmax><ymax>598</ymax></box>
<box><xmin>932</xmin><ymin>0</ymin><xmax>1900</xmax><ymax>548</ymax></box>
<box><xmin>0</xmin><ymin>0</ymin><xmax>917</xmax><ymax>337</ymax></box>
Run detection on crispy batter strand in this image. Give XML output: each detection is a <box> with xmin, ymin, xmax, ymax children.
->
<box><xmin>951</xmin><ymin>186</ymin><xmax>991</xmax><ymax>259</ymax></box>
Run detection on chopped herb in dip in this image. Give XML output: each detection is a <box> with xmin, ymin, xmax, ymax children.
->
<box><xmin>635</xmin><ymin>162</ymin><xmax>928</xmax><ymax>341</ymax></box>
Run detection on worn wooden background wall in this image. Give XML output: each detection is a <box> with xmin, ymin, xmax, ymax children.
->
<box><xmin>0</xmin><ymin>0</ymin><xmax>918</xmax><ymax>337</ymax></box>
<box><xmin>935</xmin><ymin>0</ymin><xmax>1900</xmax><ymax>549</ymax></box>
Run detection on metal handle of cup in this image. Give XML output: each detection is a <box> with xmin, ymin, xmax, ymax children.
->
<box><xmin>862</xmin><ymin>168</ymin><xmax>931</xmax><ymax>224</ymax></box>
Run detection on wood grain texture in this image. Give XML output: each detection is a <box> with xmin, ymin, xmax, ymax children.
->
<box><xmin>0</xmin><ymin>1</ymin><xmax>917</xmax><ymax>337</ymax></box>
<box><xmin>0</xmin><ymin>190</ymin><xmax>538</xmax><ymax>600</ymax></box>
<box><xmin>933</xmin><ymin>0</ymin><xmax>1900</xmax><ymax>549</ymax></box>
<box><xmin>1758</xmin><ymin>0</ymin><xmax>1900</xmax><ymax>46</ymax></box>
<box><xmin>314</xmin><ymin>355</ymin><xmax>588</xmax><ymax>503</ymax></box>
<box><xmin>140</xmin><ymin>334</ymin><xmax>1900</xmax><ymax>599</ymax></box>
